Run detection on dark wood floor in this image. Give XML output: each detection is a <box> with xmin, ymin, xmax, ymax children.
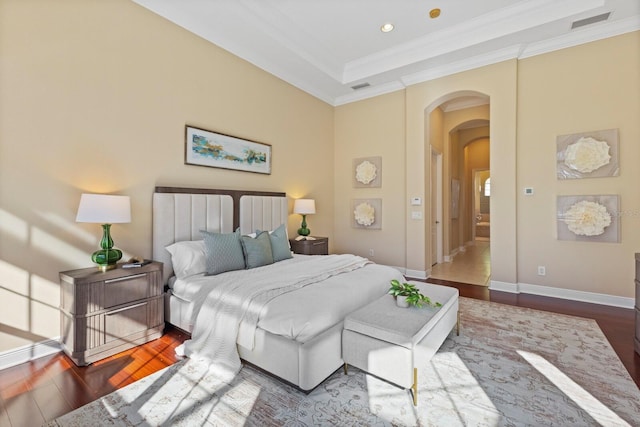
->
<box><xmin>1</xmin><ymin>281</ymin><xmax>638</xmax><ymax>426</ymax></box>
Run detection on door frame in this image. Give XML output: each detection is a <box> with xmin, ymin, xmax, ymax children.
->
<box><xmin>431</xmin><ymin>148</ymin><xmax>443</xmax><ymax>265</ymax></box>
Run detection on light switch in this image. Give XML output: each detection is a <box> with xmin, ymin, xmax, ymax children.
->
<box><xmin>411</xmin><ymin>197</ymin><xmax>422</xmax><ymax>206</ymax></box>
<box><xmin>411</xmin><ymin>211</ymin><xmax>423</xmax><ymax>220</ymax></box>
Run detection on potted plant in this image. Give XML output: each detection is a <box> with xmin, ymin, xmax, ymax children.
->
<box><xmin>388</xmin><ymin>279</ymin><xmax>443</xmax><ymax>308</ymax></box>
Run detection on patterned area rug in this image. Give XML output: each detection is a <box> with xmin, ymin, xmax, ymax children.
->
<box><xmin>48</xmin><ymin>298</ymin><xmax>640</xmax><ymax>426</ymax></box>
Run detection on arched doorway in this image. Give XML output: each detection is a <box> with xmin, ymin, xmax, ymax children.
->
<box><xmin>424</xmin><ymin>92</ymin><xmax>491</xmax><ymax>286</ymax></box>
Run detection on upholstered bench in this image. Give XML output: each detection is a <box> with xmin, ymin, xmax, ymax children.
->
<box><xmin>342</xmin><ymin>282</ymin><xmax>459</xmax><ymax>406</ymax></box>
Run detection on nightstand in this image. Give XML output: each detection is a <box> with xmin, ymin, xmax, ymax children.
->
<box><xmin>59</xmin><ymin>261</ymin><xmax>164</xmax><ymax>366</ymax></box>
<box><xmin>289</xmin><ymin>237</ymin><xmax>329</xmax><ymax>255</ymax></box>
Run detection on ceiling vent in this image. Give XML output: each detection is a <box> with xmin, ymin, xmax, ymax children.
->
<box><xmin>351</xmin><ymin>82</ymin><xmax>371</xmax><ymax>91</ymax></box>
<box><xmin>571</xmin><ymin>12</ymin><xmax>611</xmax><ymax>29</ymax></box>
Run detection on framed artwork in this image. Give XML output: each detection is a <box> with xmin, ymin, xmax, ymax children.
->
<box><xmin>185</xmin><ymin>125</ymin><xmax>272</xmax><ymax>174</ymax></box>
<box><xmin>352</xmin><ymin>199</ymin><xmax>382</xmax><ymax>229</ymax></box>
<box><xmin>557</xmin><ymin>195</ymin><xmax>619</xmax><ymax>243</ymax></box>
<box><xmin>353</xmin><ymin>157</ymin><xmax>382</xmax><ymax>188</ymax></box>
<box><xmin>556</xmin><ymin>129</ymin><xmax>618</xmax><ymax>180</ymax></box>
<box><xmin>451</xmin><ymin>178</ymin><xmax>460</xmax><ymax>219</ymax></box>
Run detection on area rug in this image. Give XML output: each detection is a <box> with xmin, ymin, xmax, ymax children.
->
<box><xmin>48</xmin><ymin>298</ymin><xmax>640</xmax><ymax>426</ymax></box>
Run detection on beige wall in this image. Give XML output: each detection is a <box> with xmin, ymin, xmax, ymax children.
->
<box><xmin>0</xmin><ymin>0</ymin><xmax>334</xmax><ymax>353</ymax></box>
<box><xmin>333</xmin><ymin>91</ymin><xmax>406</xmax><ymax>267</ymax></box>
<box><xmin>516</xmin><ymin>32</ymin><xmax>640</xmax><ymax>297</ymax></box>
<box><xmin>0</xmin><ymin>0</ymin><xmax>638</xmax><ymax>358</ymax></box>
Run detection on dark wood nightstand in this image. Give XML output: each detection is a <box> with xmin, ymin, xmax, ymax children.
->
<box><xmin>289</xmin><ymin>237</ymin><xmax>329</xmax><ymax>255</ymax></box>
<box><xmin>59</xmin><ymin>261</ymin><xmax>164</xmax><ymax>366</ymax></box>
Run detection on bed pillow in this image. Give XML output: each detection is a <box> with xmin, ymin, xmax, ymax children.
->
<box><xmin>264</xmin><ymin>224</ymin><xmax>293</xmax><ymax>262</ymax></box>
<box><xmin>240</xmin><ymin>231</ymin><xmax>274</xmax><ymax>269</ymax></box>
<box><xmin>165</xmin><ymin>240</ymin><xmax>207</xmax><ymax>279</ymax></box>
<box><xmin>201</xmin><ymin>228</ymin><xmax>246</xmax><ymax>275</ymax></box>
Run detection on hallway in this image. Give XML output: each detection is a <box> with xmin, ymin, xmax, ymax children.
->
<box><xmin>429</xmin><ymin>240</ymin><xmax>490</xmax><ymax>286</ymax></box>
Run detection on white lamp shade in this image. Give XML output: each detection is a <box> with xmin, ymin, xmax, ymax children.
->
<box><xmin>293</xmin><ymin>199</ymin><xmax>316</xmax><ymax>215</ymax></box>
<box><xmin>76</xmin><ymin>194</ymin><xmax>131</xmax><ymax>224</ymax></box>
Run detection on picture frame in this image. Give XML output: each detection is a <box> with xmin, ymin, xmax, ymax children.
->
<box><xmin>556</xmin><ymin>129</ymin><xmax>618</xmax><ymax>180</ymax></box>
<box><xmin>185</xmin><ymin>125</ymin><xmax>272</xmax><ymax>175</ymax></box>
<box><xmin>556</xmin><ymin>195</ymin><xmax>620</xmax><ymax>243</ymax></box>
<box><xmin>352</xmin><ymin>198</ymin><xmax>382</xmax><ymax>230</ymax></box>
<box><xmin>451</xmin><ymin>178</ymin><xmax>460</xmax><ymax>219</ymax></box>
<box><xmin>353</xmin><ymin>156</ymin><xmax>382</xmax><ymax>188</ymax></box>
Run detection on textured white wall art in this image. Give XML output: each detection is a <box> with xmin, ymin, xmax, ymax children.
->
<box><xmin>352</xmin><ymin>199</ymin><xmax>382</xmax><ymax>229</ymax></box>
<box><xmin>556</xmin><ymin>129</ymin><xmax>619</xmax><ymax>179</ymax></box>
<box><xmin>557</xmin><ymin>195</ymin><xmax>619</xmax><ymax>243</ymax></box>
<box><xmin>353</xmin><ymin>157</ymin><xmax>382</xmax><ymax>188</ymax></box>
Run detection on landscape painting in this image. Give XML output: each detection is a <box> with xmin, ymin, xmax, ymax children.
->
<box><xmin>185</xmin><ymin>126</ymin><xmax>271</xmax><ymax>174</ymax></box>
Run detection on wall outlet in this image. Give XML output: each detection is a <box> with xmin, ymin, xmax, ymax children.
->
<box><xmin>369</xmin><ymin>249</ymin><xmax>374</xmax><ymax>257</ymax></box>
<box><xmin>537</xmin><ymin>266</ymin><xmax>546</xmax><ymax>276</ymax></box>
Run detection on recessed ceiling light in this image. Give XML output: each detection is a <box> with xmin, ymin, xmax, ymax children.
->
<box><xmin>429</xmin><ymin>8</ymin><xmax>441</xmax><ymax>19</ymax></box>
<box><xmin>380</xmin><ymin>23</ymin><xmax>394</xmax><ymax>33</ymax></box>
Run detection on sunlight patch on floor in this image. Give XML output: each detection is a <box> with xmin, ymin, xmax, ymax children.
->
<box><xmin>517</xmin><ymin>350</ymin><xmax>630</xmax><ymax>427</ymax></box>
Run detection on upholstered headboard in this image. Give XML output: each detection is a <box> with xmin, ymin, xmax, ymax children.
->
<box><xmin>152</xmin><ymin>187</ymin><xmax>288</xmax><ymax>283</ymax></box>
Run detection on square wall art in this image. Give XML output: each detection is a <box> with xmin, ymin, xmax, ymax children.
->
<box><xmin>556</xmin><ymin>129</ymin><xmax>619</xmax><ymax>180</ymax></box>
<box><xmin>352</xmin><ymin>199</ymin><xmax>382</xmax><ymax>229</ymax></box>
<box><xmin>557</xmin><ymin>195</ymin><xmax>619</xmax><ymax>243</ymax></box>
<box><xmin>353</xmin><ymin>157</ymin><xmax>382</xmax><ymax>188</ymax></box>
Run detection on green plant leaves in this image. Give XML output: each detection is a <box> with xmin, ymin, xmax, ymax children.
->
<box><xmin>387</xmin><ymin>280</ymin><xmax>442</xmax><ymax>308</ymax></box>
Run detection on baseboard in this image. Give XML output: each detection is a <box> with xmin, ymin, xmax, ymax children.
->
<box><xmin>518</xmin><ymin>282</ymin><xmax>635</xmax><ymax>309</ymax></box>
<box><xmin>489</xmin><ymin>280</ymin><xmax>519</xmax><ymax>293</ymax></box>
<box><xmin>0</xmin><ymin>337</ymin><xmax>62</xmax><ymax>370</ymax></box>
<box><xmin>404</xmin><ymin>268</ymin><xmax>427</xmax><ymax>280</ymax></box>
<box><xmin>489</xmin><ymin>281</ymin><xmax>634</xmax><ymax>308</ymax></box>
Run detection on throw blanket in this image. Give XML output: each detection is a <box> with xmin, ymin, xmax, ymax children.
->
<box><xmin>176</xmin><ymin>254</ymin><xmax>370</xmax><ymax>381</ymax></box>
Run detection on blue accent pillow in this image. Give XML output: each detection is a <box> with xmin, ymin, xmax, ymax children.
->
<box><xmin>267</xmin><ymin>224</ymin><xmax>293</xmax><ymax>262</ymax></box>
<box><xmin>201</xmin><ymin>228</ymin><xmax>246</xmax><ymax>275</ymax></box>
<box><xmin>241</xmin><ymin>231</ymin><xmax>274</xmax><ymax>269</ymax></box>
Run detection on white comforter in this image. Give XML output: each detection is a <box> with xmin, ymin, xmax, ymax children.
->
<box><xmin>176</xmin><ymin>254</ymin><xmax>403</xmax><ymax>380</ymax></box>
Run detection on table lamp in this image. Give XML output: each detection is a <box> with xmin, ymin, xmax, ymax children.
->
<box><xmin>293</xmin><ymin>199</ymin><xmax>316</xmax><ymax>236</ymax></box>
<box><xmin>76</xmin><ymin>193</ymin><xmax>131</xmax><ymax>271</ymax></box>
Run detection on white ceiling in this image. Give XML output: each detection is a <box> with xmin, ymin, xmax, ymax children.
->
<box><xmin>132</xmin><ymin>0</ymin><xmax>639</xmax><ymax>106</ymax></box>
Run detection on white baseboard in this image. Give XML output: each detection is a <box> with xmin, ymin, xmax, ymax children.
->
<box><xmin>489</xmin><ymin>281</ymin><xmax>634</xmax><ymax>309</ymax></box>
<box><xmin>518</xmin><ymin>282</ymin><xmax>635</xmax><ymax>309</ymax></box>
<box><xmin>489</xmin><ymin>280</ymin><xmax>519</xmax><ymax>293</ymax></box>
<box><xmin>0</xmin><ymin>337</ymin><xmax>62</xmax><ymax>370</ymax></box>
<box><xmin>405</xmin><ymin>268</ymin><xmax>427</xmax><ymax>280</ymax></box>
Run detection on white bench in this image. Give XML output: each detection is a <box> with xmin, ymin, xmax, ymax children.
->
<box><xmin>342</xmin><ymin>282</ymin><xmax>459</xmax><ymax>406</ymax></box>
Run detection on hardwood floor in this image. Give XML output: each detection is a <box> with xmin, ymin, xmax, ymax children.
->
<box><xmin>1</xmin><ymin>282</ymin><xmax>638</xmax><ymax>426</ymax></box>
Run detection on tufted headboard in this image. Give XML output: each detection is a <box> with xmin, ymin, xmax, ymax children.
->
<box><xmin>152</xmin><ymin>187</ymin><xmax>288</xmax><ymax>283</ymax></box>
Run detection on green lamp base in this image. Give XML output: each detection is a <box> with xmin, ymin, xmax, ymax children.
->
<box><xmin>91</xmin><ymin>248</ymin><xmax>123</xmax><ymax>271</ymax></box>
<box><xmin>297</xmin><ymin>214</ymin><xmax>310</xmax><ymax>236</ymax></box>
<box><xmin>92</xmin><ymin>223</ymin><xmax>123</xmax><ymax>271</ymax></box>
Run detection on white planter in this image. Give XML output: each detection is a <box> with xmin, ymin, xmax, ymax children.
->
<box><xmin>396</xmin><ymin>295</ymin><xmax>409</xmax><ymax>308</ymax></box>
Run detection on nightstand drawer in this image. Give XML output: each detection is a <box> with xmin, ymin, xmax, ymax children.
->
<box><xmin>105</xmin><ymin>301</ymin><xmax>150</xmax><ymax>343</ymax></box>
<box><xmin>289</xmin><ymin>237</ymin><xmax>329</xmax><ymax>255</ymax></box>
<box><xmin>104</xmin><ymin>273</ymin><xmax>148</xmax><ymax>308</ymax></box>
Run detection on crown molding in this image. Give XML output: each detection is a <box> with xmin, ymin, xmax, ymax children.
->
<box><xmin>520</xmin><ymin>15</ymin><xmax>640</xmax><ymax>59</ymax></box>
<box><xmin>342</xmin><ymin>0</ymin><xmax>603</xmax><ymax>84</ymax></box>
<box><xmin>334</xmin><ymin>81</ymin><xmax>406</xmax><ymax>106</ymax></box>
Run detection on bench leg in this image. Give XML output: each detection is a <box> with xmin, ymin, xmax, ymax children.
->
<box><xmin>456</xmin><ymin>310</ymin><xmax>461</xmax><ymax>336</ymax></box>
<box><xmin>412</xmin><ymin>367</ymin><xmax>418</xmax><ymax>406</ymax></box>
<box><xmin>344</xmin><ymin>363</ymin><xmax>348</xmax><ymax>375</ymax></box>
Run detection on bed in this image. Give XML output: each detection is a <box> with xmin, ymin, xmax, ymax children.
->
<box><xmin>152</xmin><ymin>186</ymin><xmax>404</xmax><ymax>390</ymax></box>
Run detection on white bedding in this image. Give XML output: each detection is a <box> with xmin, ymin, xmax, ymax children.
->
<box><xmin>176</xmin><ymin>254</ymin><xmax>404</xmax><ymax>380</ymax></box>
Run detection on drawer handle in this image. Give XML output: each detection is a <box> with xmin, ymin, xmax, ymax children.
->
<box><xmin>106</xmin><ymin>301</ymin><xmax>147</xmax><ymax>315</ymax></box>
<box><xmin>105</xmin><ymin>273</ymin><xmax>146</xmax><ymax>284</ymax></box>
<box><xmin>312</xmin><ymin>241</ymin><xmax>325</xmax><ymax>246</ymax></box>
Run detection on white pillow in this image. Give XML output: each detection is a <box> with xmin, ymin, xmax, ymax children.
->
<box><xmin>165</xmin><ymin>240</ymin><xmax>207</xmax><ymax>279</ymax></box>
